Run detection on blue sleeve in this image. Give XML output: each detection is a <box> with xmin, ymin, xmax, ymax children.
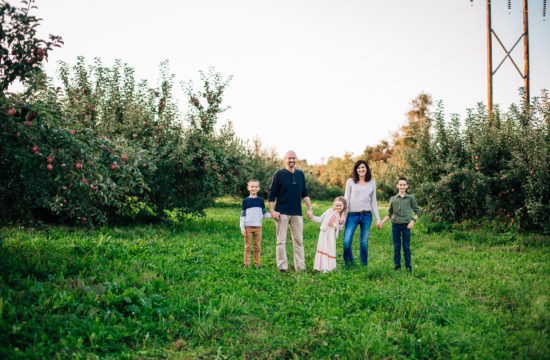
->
<box><xmin>268</xmin><ymin>172</ymin><xmax>278</xmax><ymax>202</ymax></box>
<box><xmin>301</xmin><ymin>172</ymin><xmax>309</xmax><ymax>198</ymax></box>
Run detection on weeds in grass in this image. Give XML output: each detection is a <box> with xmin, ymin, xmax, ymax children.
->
<box><xmin>0</xmin><ymin>200</ymin><xmax>548</xmax><ymax>359</ymax></box>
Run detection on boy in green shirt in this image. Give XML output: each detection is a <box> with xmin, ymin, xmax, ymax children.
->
<box><xmin>379</xmin><ymin>177</ymin><xmax>421</xmax><ymax>271</ymax></box>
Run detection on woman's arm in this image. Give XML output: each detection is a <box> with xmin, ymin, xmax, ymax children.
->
<box><xmin>371</xmin><ymin>181</ymin><xmax>381</xmax><ymax>223</ymax></box>
<box><xmin>344</xmin><ymin>179</ymin><xmax>352</xmax><ymax>210</ymax></box>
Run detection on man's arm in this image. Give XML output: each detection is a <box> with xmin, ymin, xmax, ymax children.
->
<box><xmin>267</xmin><ymin>172</ymin><xmax>280</xmax><ymax>220</ymax></box>
<box><xmin>269</xmin><ymin>201</ymin><xmax>280</xmax><ymax>220</ymax></box>
<box><xmin>300</xmin><ymin>171</ymin><xmax>313</xmax><ymax>219</ymax></box>
<box><xmin>303</xmin><ymin>196</ymin><xmax>313</xmax><ymax>219</ymax></box>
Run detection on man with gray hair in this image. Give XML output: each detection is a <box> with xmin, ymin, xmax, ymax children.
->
<box><xmin>268</xmin><ymin>150</ymin><xmax>313</xmax><ymax>272</ymax></box>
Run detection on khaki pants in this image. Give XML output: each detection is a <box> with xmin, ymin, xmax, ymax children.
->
<box><xmin>244</xmin><ymin>226</ymin><xmax>262</xmax><ymax>267</ymax></box>
<box><xmin>275</xmin><ymin>215</ymin><xmax>305</xmax><ymax>271</ymax></box>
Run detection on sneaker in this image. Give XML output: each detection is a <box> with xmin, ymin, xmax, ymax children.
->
<box><xmin>394</xmin><ymin>266</ymin><xmax>401</xmax><ymax>271</ymax></box>
<box><xmin>279</xmin><ymin>269</ymin><xmax>287</xmax><ymax>273</ymax></box>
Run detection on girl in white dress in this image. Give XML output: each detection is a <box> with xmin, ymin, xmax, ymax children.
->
<box><xmin>312</xmin><ymin>197</ymin><xmax>347</xmax><ymax>272</ymax></box>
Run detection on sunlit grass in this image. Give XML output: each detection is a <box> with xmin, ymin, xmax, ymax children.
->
<box><xmin>0</xmin><ymin>198</ymin><xmax>548</xmax><ymax>359</ymax></box>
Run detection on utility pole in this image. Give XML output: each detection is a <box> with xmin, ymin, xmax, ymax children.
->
<box><xmin>487</xmin><ymin>0</ymin><xmax>493</xmax><ymax>119</ymax></box>
<box><xmin>523</xmin><ymin>0</ymin><xmax>529</xmax><ymax>104</ymax></box>
<box><xmin>485</xmin><ymin>0</ymin><xmax>530</xmax><ymax>122</ymax></box>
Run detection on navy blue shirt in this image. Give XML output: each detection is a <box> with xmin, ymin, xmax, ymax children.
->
<box><xmin>268</xmin><ymin>169</ymin><xmax>309</xmax><ymax>216</ymax></box>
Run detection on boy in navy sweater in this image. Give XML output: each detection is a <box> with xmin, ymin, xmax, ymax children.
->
<box><xmin>240</xmin><ymin>179</ymin><xmax>272</xmax><ymax>268</ymax></box>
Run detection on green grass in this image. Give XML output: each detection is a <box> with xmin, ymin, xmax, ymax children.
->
<box><xmin>1</xmin><ymin>198</ymin><xmax>549</xmax><ymax>359</ymax></box>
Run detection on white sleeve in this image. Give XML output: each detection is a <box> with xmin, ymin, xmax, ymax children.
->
<box><xmin>371</xmin><ymin>181</ymin><xmax>380</xmax><ymax>222</ymax></box>
<box><xmin>240</xmin><ymin>211</ymin><xmax>246</xmax><ymax>231</ymax></box>
<box><xmin>312</xmin><ymin>209</ymin><xmax>329</xmax><ymax>224</ymax></box>
<box><xmin>344</xmin><ymin>179</ymin><xmax>352</xmax><ymax>210</ymax></box>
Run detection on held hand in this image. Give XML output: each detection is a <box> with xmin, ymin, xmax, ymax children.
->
<box><xmin>407</xmin><ymin>221</ymin><xmax>414</xmax><ymax>229</ymax></box>
<box><xmin>307</xmin><ymin>209</ymin><xmax>313</xmax><ymax>220</ymax></box>
<box><xmin>339</xmin><ymin>217</ymin><xmax>346</xmax><ymax>225</ymax></box>
<box><xmin>377</xmin><ymin>221</ymin><xmax>383</xmax><ymax>229</ymax></box>
<box><xmin>241</xmin><ymin>230</ymin><xmax>246</xmax><ymax>237</ymax></box>
<box><xmin>271</xmin><ymin>211</ymin><xmax>280</xmax><ymax>221</ymax></box>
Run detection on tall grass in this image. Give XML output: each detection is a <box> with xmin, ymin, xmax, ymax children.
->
<box><xmin>0</xmin><ymin>198</ymin><xmax>548</xmax><ymax>359</ymax></box>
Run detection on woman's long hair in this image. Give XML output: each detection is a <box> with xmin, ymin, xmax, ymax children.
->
<box><xmin>350</xmin><ymin>160</ymin><xmax>372</xmax><ymax>183</ymax></box>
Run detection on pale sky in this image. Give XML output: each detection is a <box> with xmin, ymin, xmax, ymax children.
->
<box><xmin>13</xmin><ymin>0</ymin><xmax>550</xmax><ymax>163</ymax></box>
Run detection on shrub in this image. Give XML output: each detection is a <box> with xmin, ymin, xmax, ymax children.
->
<box><xmin>407</xmin><ymin>95</ymin><xmax>550</xmax><ymax>231</ymax></box>
<box><xmin>1</xmin><ymin>4</ymin><xmax>251</xmax><ymax>225</ymax></box>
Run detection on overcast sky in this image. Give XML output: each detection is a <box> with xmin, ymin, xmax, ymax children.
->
<box><xmin>14</xmin><ymin>0</ymin><xmax>550</xmax><ymax>163</ymax></box>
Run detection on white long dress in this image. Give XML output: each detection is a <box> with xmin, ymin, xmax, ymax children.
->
<box><xmin>312</xmin><ymin>209</ymin><xmax>344</xmax><ymax>272</ymax></box>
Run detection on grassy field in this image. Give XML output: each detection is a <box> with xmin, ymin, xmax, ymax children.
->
<box><xmin>0</xmin><ymin>198</ymin><xmax>549</xmax><ymax>359</ymax></box>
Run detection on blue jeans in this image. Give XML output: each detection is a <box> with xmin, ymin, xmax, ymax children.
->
<box><xmin>343</xmin><ymin>211</ymin><xmax>372</xmax><ymax>266</ymax></box>
<box><xmin>392</xmin><ymin>223</ymin><xmax>411</xmax><ymax>270</ymax></box>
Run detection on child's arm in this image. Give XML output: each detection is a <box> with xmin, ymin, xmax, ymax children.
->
<box><xmin>240</xmin><ymin>201</ymin><xmax>246</xmax><ymax>236</ymax></box>
<box><xmin>378</xmin><ymin>199</ymin><xmax>393</xmax><ymax>228</ymax></box>
<box><xmin>338</xmin><ymin>214</ymin><xmax>345</xmax><ymax>231</ymax></box>
<box><xmin>240</xmin><ymin>211</ymin><xmax>246</xmax><ymax>236</ymax></box>
<box><xmin>379</xmin><ymin>215</ymin><xmax>390</xmax><ymax>228</ymax></box>
<box><xmin>262</xmin><ymin>208</ymin><xmax>272</xmax><ymax>219</ymax></box>
<box><xmin>311</xmin><ymin>209</ymin><xmax>328</xmax><ymax>224</ymax></box>
<box><xmin>407</xmin><ymin>197</ymin><xmax>421</xmax><ymax>229</ymax></box>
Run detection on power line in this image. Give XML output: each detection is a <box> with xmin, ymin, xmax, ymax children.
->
<box><xmin>323</xmin><ymin>11</ymin><xmax>509</xmax><ymax>88</ymax></box>
<box><xmin>389</xmin><ymin>18</ymin><xmax>545</xmax><ymax>84</ymax></box>
<box><xmin>318</xmin><ymin>5</ymin><xmax>474</xmax><ymax>79</ymax></box>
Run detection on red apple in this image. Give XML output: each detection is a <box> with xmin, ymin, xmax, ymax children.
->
<box><xmin>91</xmin><ymin>185</ymin><xmax>98</xmax><ymax>191</ymax></box>
<box><xmin>27</xmin><ymin>121</ymin><xmax>33</xmax><ymax>127</ymax></box>
<box><xmin>132</xmin><ymin>134</ymin><xmax>138</xmax><ymax>138</ymax></box>
<box><xmin>46</xmin><ymin>164</ymin><xmax>54</xmax><ymax>171</ymax></box>
<box><xmin>16</xmin><ymin>132</ymin><xmax>20</xmax><ymax>137</ymax></box>
<box><xmin>62</xmin><ymin>186</ymin><xmax>67</xmax><ymax>191</ymax></box>
<box><xmin>121</xmin><ymin>155</ymin><xmax>128</xmax><ymax>162</ymax></box>
<box><xmin>7</xmin><ymin>107</ymin><xmax>16</xmax><ymax>116</ymax></box>
<box><xmin>75</xmin><ymin>163</ymin><xmax>83</xmax><ymax>170</ymax></box>
<box><xmin>46</xmin><ymin>155</ymin><xmax>54</xmax><ymax>164</ymax></box>
<box><xmin>31</xmin><ymin>145</ymin><xmax>39</xmax><ymax>153</ymax></box>
<box><xmin>70</xmin><ymin>130</ymin><xmax>76</xmax><ymax>135</ymax></box>
<box><xmin>83</xmin><ymin>178</ymin><xmax>89</xmax><ymax>184</ymax></box>
<box><xmin>110</xmin><ymin>163</ymin><xmax>117</xmax><ymax>171</ymax></box>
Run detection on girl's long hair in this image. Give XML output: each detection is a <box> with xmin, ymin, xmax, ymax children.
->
<box><xmin>334</xmin><ymin>196</ymin><xmax>347</xmax><ymax>215</ymax></box>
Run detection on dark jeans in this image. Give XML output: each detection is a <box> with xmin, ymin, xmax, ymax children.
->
<box><xmin>343</xmin><ymin>211</ymin><xmax>372</xmax><ymax>266</ymax></box>
<box><xmin>392</xmin><ymin>223</ymin><xmax>411</xmax><ymax>270</ymax></box>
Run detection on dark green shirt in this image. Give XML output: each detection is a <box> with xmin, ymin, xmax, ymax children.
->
<box><xmin>387</xmin><ymin>193</ymin><xmax>421</xmax><ymax>224</ymax></box>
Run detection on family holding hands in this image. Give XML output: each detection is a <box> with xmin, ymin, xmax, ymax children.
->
<box><xmin>239</xmin><ymin>150</ymin><xmax>421</xmax><ymax>273</ymax></box>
